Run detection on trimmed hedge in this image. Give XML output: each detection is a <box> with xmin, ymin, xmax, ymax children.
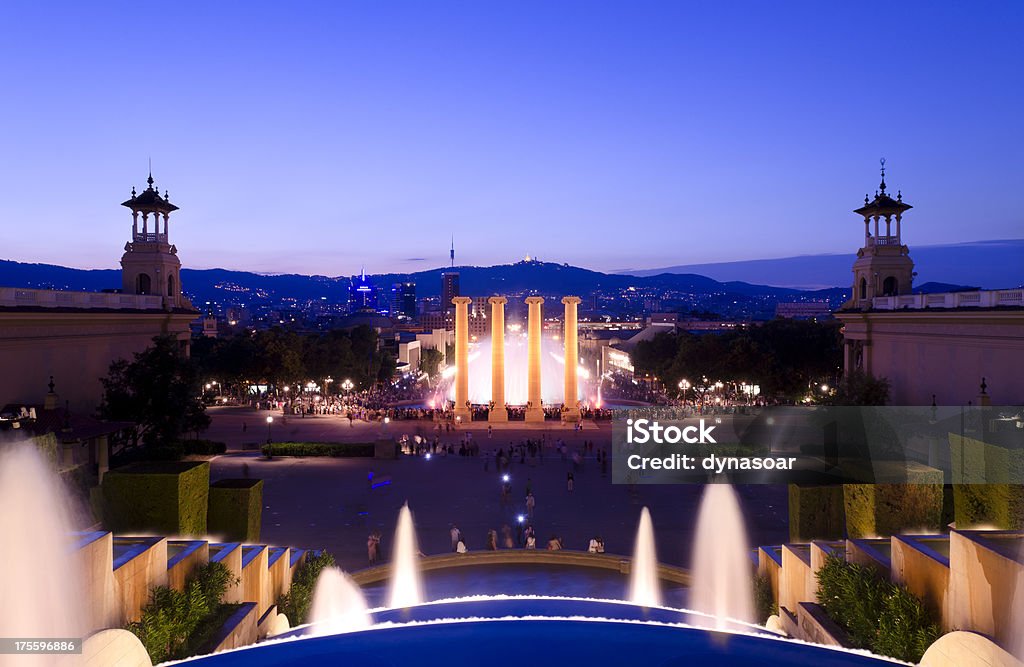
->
<box><xmin>844</xmin><ymin>479</ymin><xmax>943</xmax><ymax>538</ymax></box>
<box><xmin>950</xmin><ymin>433</ymin><xmax>1024</xmax><ymax>529</ymax></box>
<box><xmin>261</xmin><ymin>442</ymin><xmax>375</xmax><ymax>458</ymax></box>
<box><xmin>208</xmin><ymin>478</ymin><xmax>263</xmax><ymax>542</ymax></box>
<box><xmin>789</xmin><ymin>484</ymin><xmax>845</xmax><ymax>542</ymax></box>
<box><xmin>816</xmin><ymin>554</ymin><xmax>940</xmax><ymax>663</ymax></box>
<box><xmin>103</xmin><ymin>461</ymin><xmax>210</xmax><ymax>536</ymax></box>
<box><xmin>30</xmin><ymin>433</ymin><xmax>59</xmax><ymax>466</ymax></box>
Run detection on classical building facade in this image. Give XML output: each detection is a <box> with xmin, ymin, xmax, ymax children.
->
<box><xmin>0</xmin><ymin>174</ymin><xmax>198</xmax><ymax>412</ymax></box>
<box><xmin>836</xmin><ymin>166</ymin><xmax>1024</xmax><ymax>406</ymax></box>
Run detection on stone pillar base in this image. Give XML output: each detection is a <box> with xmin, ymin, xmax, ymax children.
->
<box><xmin>454</xmin><ymin>409</ymin><xmax>472</xmax><ymax>425</ymax></box>
<box><xmin>525</xmin><ymin>408</ymin><xmax>545</xmax><ymax>423</ymax></box>
<box><xmin>561</xmin><ymin>407</ymin><xmax>581</xmax><ymax>422</ymax></box>
<box><xmin>488</xmin><ymin>408</ymin><xmax>508</xmax><ymax>422</ymax></box>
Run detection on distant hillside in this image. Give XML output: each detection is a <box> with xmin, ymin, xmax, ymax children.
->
<box><xmin>622</xmin><ymin>239</ymin><xmax>1024</xmax><ymax>290</ymax></box>
<box><xmin>0</xmin><ymin>258</ymin><xmax>847</xmax><ymax>316</ymax></box>
<box><xmin>374</xmin><ymin>261</ymin><xmax>826</xmax><ymax>298</ymax></box>
<box><xmin>0</xmin><ymin>261</ymin><xmax>350</xmax><ymax>304</ymax></box>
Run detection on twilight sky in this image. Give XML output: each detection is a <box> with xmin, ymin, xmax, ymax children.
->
<box><xmin>0</xmin><ymin>1</ymin><xmax>1021</xmax><ymax>276</ymax></box>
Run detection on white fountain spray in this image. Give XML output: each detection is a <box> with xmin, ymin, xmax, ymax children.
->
<box><xmin>388</xmin><ymin>503</ymin><xmax>424</xmax><ymax>608</ymax></box>
<box><xmin>629</xmin><ymin>507</ymin><xmax>662</xmax><ymax>607</ymax></box>
<box><xmin>690</xmin><ymin>484</ymin><xmax>754</xmax><ymax>629</ymax></box>
<box><xmin>309</xmin><ymin>567</ymin><xmax>372</xmax><ymax>636</ymax></box>
<box><xmin>0</xmin><ymin>442</ymin><xmax>88</xmax><ymax>642</ymax></box>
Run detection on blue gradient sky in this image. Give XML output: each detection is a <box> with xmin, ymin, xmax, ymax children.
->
<box><xmin>0</xmin><ymin>1</ymin><xmax>1021</xmax><ymax>276</ymax></box>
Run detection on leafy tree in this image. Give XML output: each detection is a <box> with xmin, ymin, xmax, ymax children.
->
<box><xmin>99</xmin><ymin>336</ymin><xmax>211</xmax><ymax>456</ymax></box>
<box><xmin>632</xmin><ymin>319</ymin><xmax>844</xmax><ymax>401</ymax></box>
<box><xmin>831</xmin><ymin>370</ymin><xmax>891</xmax><ymax>406</ymax></box>
<box><xmin>419</xmin><ymin>347</ymin><xmax>443</xmax><ymax>378</ymax></box>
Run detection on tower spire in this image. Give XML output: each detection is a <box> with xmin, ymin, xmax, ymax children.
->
<box><xmin>879</xmin><ymin>157</ymin><xmax>887</xmax><ymax>194</ymax></box>
<box><xmin>450</xmin><ymin>236</ymin><xmax>455</xmax><ymax>269</ymax></box>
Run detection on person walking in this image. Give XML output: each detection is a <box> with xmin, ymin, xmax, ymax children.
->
<box><xmin>487</xmin><ymin>529</ymin><xmax>497</xmax><ymax>551</ymax></box>
<box><xmin>567</xmin><ymin>471</ymin><xmax>575</xmax><ymax>493</ymax></box>
<box><xmin>526</xmin><ymin>491</ymin><xmax>536</xmax><ymax>519</ymax></box>
<box><xmin>450</xmin><ymin>524</ymin><xmax>461</xmax><ymax>552</ymax></box>
<box><xmin>368</xmin><ymin>532</ymin><xmax>380</xmax><ymax>564</ymax></box>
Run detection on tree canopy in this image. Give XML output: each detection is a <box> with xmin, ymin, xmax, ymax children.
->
<box><xmin>631</xmin><ymin>318</ymin><xmax>844</xmax><ymax>400</ymax></box>
<box><xmin>191</xmin><ymin>325</ymin><xmax>396</xmax><ymax>394</ymax></box>
<box><xmin>98</xmin><ymin>335</ymin><xmax>211</xmax><ymax>454</ymax></box>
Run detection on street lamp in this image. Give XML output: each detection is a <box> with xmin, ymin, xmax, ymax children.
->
<box><xmin>678</xmin><ymin>379</ymin><xmax>691</xmax><ymax>404</ymax></box>
<box><xmin>266</xmin><ymin>415</ymin><xmax>274</xmax><ymax>444</ymax></box>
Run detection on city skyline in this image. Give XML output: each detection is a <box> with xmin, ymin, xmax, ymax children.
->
<box><xmin>1</xmin><ymin>2</ymin><xmax>1022</xmax><ymax>276</ymax></box>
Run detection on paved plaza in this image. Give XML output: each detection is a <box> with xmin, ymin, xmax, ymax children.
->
<box><xmin>203</xmin><ymin>406</ymin><xmax>789</xmax><ymax>572</ymax></box>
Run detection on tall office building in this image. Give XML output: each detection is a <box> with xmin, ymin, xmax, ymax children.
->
<box><xmin>349</xmin><ymin>269</ymin><xmax>378</xmax><ymax>312</ymax></box>
<box><xmin>442</xmin><ymin>271</ymin><xmax>460</xmax><ymax>310</ymax></box>
<box><xmin>390</xmin><ymin>282</ymin><xmax>417</xmax><ymax>319</ymax></box>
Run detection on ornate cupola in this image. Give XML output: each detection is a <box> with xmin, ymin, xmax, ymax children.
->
<box><xmin>846</xmin><ymin>159</ymin><xmax>915</xmax><ymax>309</ymax></box>
<box><xmin>119</xmin><ymin>172</ymin><xmax>186</xmax><ymax>309</ymax></box>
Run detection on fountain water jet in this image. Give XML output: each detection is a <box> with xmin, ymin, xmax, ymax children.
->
<box><xmin>309</xmin><ymin>567</ymin><xmax>371</xmax><ymax>636</ymax></box>
<box><xmin>629</xmin><ymin>507</ymin><xmax>662</xmax><ymax>607</ymax></box>
<box><xmin>690</xmin><ymin>484</ymin><xmax>754</xmax><ymax>629</ymax></box>
<box><xmin>0</xmin><ymin>442</ymin><xmax>88</xmax><ymax>642</ymax></box>
<box><xmin>388</xmin><ymin>503</ymin><xmax>424</xmax><ymax>608</ymax></box>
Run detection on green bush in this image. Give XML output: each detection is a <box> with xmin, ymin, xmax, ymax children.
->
<box><xmin>753</xmin><ymin>574</ymin><xmax>777</xmax><ymax>624</ymax></box>
<box><xmin>184</xmin><ymin>439</ymin><xmax>228</xmax><ymax>455</ymax></box>
<box><xmin>127</xmin><ymin>561</ymin><xmax>240</xmax><ymax>664</ymax></box>
<box><xmin>102</xmin><ymin>461</ymin><xmax>210</xmax><ymax>536</ymax></box>
<box><xmin>261</xmin><ymin>442</ymin><xmax>375</xmax><ymax>458</ymax></box>
<box><xmin>208</xmin><ymin>478</ymin><xmax>263</xmax><ymax>542</ymax></box>
<box><xmin>277</xmin><ymin>551</ymin><xmax>335</xmax><ymax>626</ymax></box>
<box><xmin>816</xmin><ymin>554</ymin><xmax>940</xmax><ymax>662</ymax></box>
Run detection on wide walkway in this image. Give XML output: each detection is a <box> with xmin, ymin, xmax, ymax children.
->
<box><xmin>203</xmin><ymin>407</ymin><xmax>789</xmax><ymax>572</ymax></box>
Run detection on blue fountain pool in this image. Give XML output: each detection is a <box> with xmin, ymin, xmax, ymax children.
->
<box><xmin>180</xmin><ymin>597</ymin><xmax>897</xmax><ymax>666</ymax></box>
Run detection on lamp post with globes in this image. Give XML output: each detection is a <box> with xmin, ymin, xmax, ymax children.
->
<box><xmin>678</xmin><ymin>379</ymin><xmax>691</xmax><ymax>407</ymax></box>
<box><xmin>266</xmin><ymin>415</ymin><xmax>274</xmax><ymax>445</ymax></box>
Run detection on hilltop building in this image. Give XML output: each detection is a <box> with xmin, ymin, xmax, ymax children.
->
<box><xmin>0</xmin><ymin>173</ymin><xmax>198</xmax><ymax>411</ymax></box>
<box><xmin>836</xmin><ymin>164</ymin><xmax>1024</xmax><ymax>405</ymax></box>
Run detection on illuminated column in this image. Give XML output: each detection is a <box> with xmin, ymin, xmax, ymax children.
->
<box><xmin>453</xmin><ymin>296</ymin><xmax>473</xmax><ymax>423</ymax></box>
<box><xmin>525</xmin><ymin>296</ymin><xmax>545</xmax><ymax>422</ymax></box>
<box><xmin>488</xmin><ymin>297</ymin><xmax>508</xmax><ymax>422</ymax></box>
<box><xmin>561</xmin><ymin>296</ymin><xmax>582</xmax><ymax>422</ymax></box>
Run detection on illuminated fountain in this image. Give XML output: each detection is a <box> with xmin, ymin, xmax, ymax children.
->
<box><xmin>194</xmin><ymin>495</ymin><xmax>895</xmax><ymax>666</ymax></box>
<box><xmin>388</xmin><ymin>503</ymin><xmax>424</xmax><ymax>608</ymax></box>
<box><xmin>0</xmin><ymin>442</ymin><xmax>88</xmax><ymax>643</ymax></box>
<box><xmin>309</xmin><ymin>568</ymin><xmax>371</xmax><ymax>636</ymax></box>
<box><xmin>629</xmin><ymin>507</ymin><xmax>662</xmax><ymax>607</ymax></box>
<box><xmin>448</xmin><ymin>334</ymin><xmax>590</xmax><ymax>406</ymax></box>
<box><xmin>690</xmin><ymin>484</ymin><xmax>755</xmax><ymax>629</ymax></box>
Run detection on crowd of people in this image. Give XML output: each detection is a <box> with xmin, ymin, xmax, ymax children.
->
<box><xmin>358</xmin><ymin>435</ymin><xmax>613</xmax><ymax>565</ymax></box>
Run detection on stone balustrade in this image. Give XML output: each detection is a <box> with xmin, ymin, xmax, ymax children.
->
<box><xmin>871</xmin><ymin>289</ymin><xmax>1024</xmax><ymax>311</ymax></box>
<box><xmin>0</xmin><ymin>287</ymin><xmax>165</xmax><ymax>310</ymax></box>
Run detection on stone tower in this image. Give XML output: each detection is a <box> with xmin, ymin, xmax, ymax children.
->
<box><xmin>120</xmin><ymin>172</ymin><xmax>185</xmax><ymax>309</ymax></box>
<box><xmin>847</xmin><ymin>160</ymin><xmax>915</xmax><ymax>309</ymax></box>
